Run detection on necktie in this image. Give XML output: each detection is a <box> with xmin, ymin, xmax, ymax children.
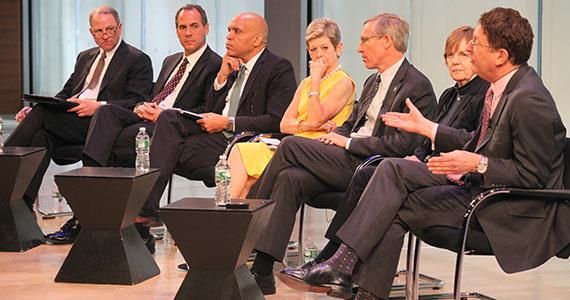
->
<box><xmin>476</xmin><ymin>87</ymin><xmax>494</xmax><ymax>147</ymax></box>
<box><xmin>152</xmin><ymin>58</ymin><xmax>189</xmax><ymax>104</ymax></box>
<box><xmin>351</xmin><ymin>73</ymin><xmax>381</xmax><ymax>132</ymax></box>
<box><xmin>227</xmin><ymin>65</ymin><xmax>247</xmax><ymax>118</ymax></box>
<box><xmin>87</xmin><ymin>52</ymin><xmax>107</xmax><ymax>90</ymax></box>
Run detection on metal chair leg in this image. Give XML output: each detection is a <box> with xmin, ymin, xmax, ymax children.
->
<box><xmin>405</xmin><ymin>234</ymin><xmax>416</xmax><ymax>299</ymax></box>
<box><xmin>167</xmin><ymin>175</ymin><xmax>173</xmax><ymax>205</ymax></box>
<box><xmin>298</xmin><ymin>203</ymin><xmax>305</xmax><ymax>266</ymax></box>
<box><xmin>412</xmin><ymin>237</ymin><xmax>422</xmax><ymax>300</ymax></box>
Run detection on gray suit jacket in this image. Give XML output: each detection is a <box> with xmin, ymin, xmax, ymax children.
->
<box><xmin>459</xmin><ymin>64</ymin><xmax>568</xmax><ymax>273</ymax></box>
<box><xmin>336</xmin><ymin>59</ymin><xmax>438</xmax><ymax>158</ymax></box>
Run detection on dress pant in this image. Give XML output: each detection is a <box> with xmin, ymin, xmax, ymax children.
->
<box><xmin>83</xmin><ymin>105</ymin><xmax>155</xmax><ymax>167</ymax></box>
<box><xmin>335</xmin><ymin>158</ymin><xmax>485</xmax><ymax>298</ymax></box>
<box><xmin>5</xmin><ymin>104</ymin><xmax>91</xmax><ymax>208</ymax></box>
<box><xmin>248</xmin><ymin>136</ymin><xmax>363</xmax><ymax>261</ymax></box>
<box><xmin>143</xmin><ymin>109</ymin><xmax>229</xmax><ymax>219</ymax></box>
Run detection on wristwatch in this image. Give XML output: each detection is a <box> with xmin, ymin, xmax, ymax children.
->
<box><xmin>477</xmin><ymin>155</ymin><xmax>488</xmax><ymax>174</ymax></box>
<box><xmin>226</xmin><ymin>117</ymin><xmax>235</xmax><ymax>132</ymax></box>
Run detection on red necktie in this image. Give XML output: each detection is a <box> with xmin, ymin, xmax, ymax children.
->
<box><xmin>152</xmin><ymin>58</ymin><xmax>189</xmax><ymax>104</ymax></box>
<box><xmin>476</xmin><ymin>87</ymin><xmax>494</xmax><ymax>147</ymax></box>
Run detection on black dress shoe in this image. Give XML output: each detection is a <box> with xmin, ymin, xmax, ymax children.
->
<box><xmin>178</xmin><ymin>263</ymin><xmax>189</xmax><ymax>271</ymax></box>
<box><xmin>135</xmin><ymin>223</ymin><xmax>155</xmax><ymax>255</ymax></box>
<box><xmin>251</xmin><ymin>270</ymin><xmax>276</xmax><ymax>295</ymax></box>
<box><xmin>44</xmin><ymin>217</ymin><xmax>81</xmax><ymax>244</ymax></box>
<box><xmin>280</xmin><ymin>260</ymin><xmax>318</xmax><ymax>280</ymax></box>
<box><xmin>278</xmin><ymin>263</ymin><xmax>353</xmax><ymax>299</ymax></box>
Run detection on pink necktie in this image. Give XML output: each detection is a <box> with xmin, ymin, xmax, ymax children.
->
<box><xmin>476</xmin><ymin>87</ymin><xmax>494</xmax><ymax>147</ymax></box>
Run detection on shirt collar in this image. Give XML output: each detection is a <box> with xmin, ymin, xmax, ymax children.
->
<box><xmin>379</xmin><ymin>56</ymin><xmax>405</xmax><ymax>86</ymax></box>
<box><xmin>242</xmin><ymin>47</ymin><xmax>266</xmax><ymax>73</ymax></box>
<box><xmin>99</xmin><ymin>38</ymin><xmax>122</xmax><ymax>57</ymax></box>
<box><xmin>490</xmin><ymin>67</ymin><xmax>518</xmax><ymax>98</ymax></box>
<box><xmin>185</xmin><ymin>43</ymin><xmax>208</xmax><ymax>65</ymax></box>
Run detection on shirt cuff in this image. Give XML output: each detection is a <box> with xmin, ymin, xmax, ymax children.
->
<box><xmin>345</xmin><ymin>138</ymin><xmax>352</xmax><ymax>150</ymax></box>
<box><xmin>430</xmin><ymin>123</ymin><xmax>439</xmax><ymax>151</ymax></box>
<box><xmin>214</xmin><ymin>78</ymin><xmax>227</xmax><ymax>91</ymax></box>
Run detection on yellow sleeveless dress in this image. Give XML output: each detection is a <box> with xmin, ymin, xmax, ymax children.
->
<box><xmin>235</xmin><ymin>70</ymin><xmax>355</xmax><ymax>178</ymax></box>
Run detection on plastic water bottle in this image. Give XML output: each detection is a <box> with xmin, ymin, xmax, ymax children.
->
<box><xmin>214</xmin><ymin>154</ymin><xmax>231</xmax><ymax>205</ymax></box>
<box><xmin>304</xmin><ymin>239</ymin><xmax>319</xmax><ymax>263</ymax></box>
<box><xmin>0</xmin><ymin>116</ymin><xmax>4</xmax><ymax>152</ymax></box>
<box><xmin>135</xmin><ymin>127</ymin><xmax>150</xmax><ymax>173</ymax></box>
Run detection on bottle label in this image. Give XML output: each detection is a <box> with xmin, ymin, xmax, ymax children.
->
<box><xmin>137</xmin><ymin>139</ymin><xmax>149</xmax><ymax>150</ymax></box>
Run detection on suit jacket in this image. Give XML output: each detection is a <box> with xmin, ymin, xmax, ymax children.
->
<box><xmin>55</xmin><ymin>41</ymin><xmax>153</xmax><ymax>109</ymax></box>
<box><xmin>449</xmin><ymin>64</ymin><xmax>569</xmax><ymax>273</ymax></box>
<box><xmin>415</xmin><ymin>76</ymin><xmax>488</xmax><ymax>161</ymax></box>
<box><xmin>152</xmin><ymin>46</ymin><xmax>221</xmax><ymax>111</ymax></box>
<box><xmin>206</xmin><ymin>49</ymin><xmax>297</xmax><ymax>133</ymax></box>
<box><xmin>335</xmin><ymin>59</ymin><xmax>437</xmax><ymax>158</ymax></box>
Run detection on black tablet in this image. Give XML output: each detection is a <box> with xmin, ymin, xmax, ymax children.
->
<box><xmin>23</xmin><ymin>94</ymin><xmax>79</xmax><ymax>109</ymax></box>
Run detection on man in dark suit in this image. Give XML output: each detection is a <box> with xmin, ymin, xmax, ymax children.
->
<box><xmin>6</xmin><ymin>6</ymin><xmax>152</xmax><ymax>210</ymax></box>
<box><xmin>284</xmin><ymin>8</ymin><xmax>569</xmax><ymax>299</ymax></box>
<box><xmin>304</xmin><ymin>27</ymin><xmax>489</xmax><ymax>264</ymax></box>
<box><xmin>141</xmin><ymin>12</ymin><xmax>296</xmax><ymax>223</ymax></box>
<box><xmin>248</xmin><ymin>13</ymin><xmax>437</xmax><ymax>295</ymax></box>
<box><xmin>44</xmin><ymin>4</ymin><xmax>221</xmax><ymax>248</ymax></box>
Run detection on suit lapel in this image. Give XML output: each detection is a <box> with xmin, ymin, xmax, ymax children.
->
<box><xmin>153</xmin><ymin>53</ymin><xmax>182</xmax><ymax>97</ymax></box>
<box><xmin>99</xmin><ymin>41</ymin><xmax>127</xmax><ymax>94</ymax></box>
<box><xmin>174</xmin><ymin>47</ymin><xmax>212</xmax><ymax>107</ymax></box>
<box><xmin>372</xmin><ymin>59</ymin><xmax>409</xmax><ymax>135</ymax></box>
<box><xmin>475</xmin><ymin>65</ymin><xmax>530</xmax><ymax>152</ymax></box>
<box><xmin>444</xmin><ymin>93</ymin><xmax>470</xmax><ymax>126</ymax></box>
<box><xmin>72</xmin><ymin>48</ymin><xmax>99</xmax><ymax>95</ymax></box>
<box><xmin>238</xmin><ymin>49</ymin><xmax>268</xmax><ymax>109</ymax></box>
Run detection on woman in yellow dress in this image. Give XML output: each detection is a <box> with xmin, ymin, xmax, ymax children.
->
<box><xmin>228</xmin><ymin>18</ymin><xmax>356</xmax><ymax>198</ymax></box>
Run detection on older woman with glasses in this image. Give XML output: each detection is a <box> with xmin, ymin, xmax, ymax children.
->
<box><xmin>227</xmin><ymin>18</ymin><xmax>356</xmax><ymax>199</ymax></box>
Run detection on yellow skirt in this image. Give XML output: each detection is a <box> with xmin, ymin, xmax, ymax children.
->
<box><xmin>235</xmin><ymin>142</ymin><xmax>276</xmax><ymax>179</ymax></box>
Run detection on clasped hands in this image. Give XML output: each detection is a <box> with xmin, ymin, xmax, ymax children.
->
<box><xmin>135</xmin><ymin>102</ymin><xmax>164</xmax><ymax>122</ymax></box>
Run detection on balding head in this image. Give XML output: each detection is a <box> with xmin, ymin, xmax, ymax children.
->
<box><xmin>225</xmin><ymin>12</ymin><xmax>268</xmax><ymax>62</ymax></box>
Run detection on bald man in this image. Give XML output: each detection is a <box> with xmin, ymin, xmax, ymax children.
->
<box><xmin>138</xmin><ymin>13</ymin><xmax>296</xmax><ymax>223</ymax></box>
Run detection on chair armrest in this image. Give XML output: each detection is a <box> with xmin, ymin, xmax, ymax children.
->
<box><xmin>223</xmin><ymin>131</ymin><xmax>257</xmax><ymax>156</ymax></box>
<box><xmin>508</xmin><ymin>188</ymin><xmax>570</xmax><ymax>200</ymax></box>
<box><xmin>354</xmin><ymin>154</ymin><xmax>384</xmax><ymax>174</ymax></box>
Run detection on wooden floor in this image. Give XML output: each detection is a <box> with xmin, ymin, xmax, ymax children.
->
<box><xmin>1</xmin><ymin>117</ymin><xmax>569</xmax><ymax>299</ymax></box>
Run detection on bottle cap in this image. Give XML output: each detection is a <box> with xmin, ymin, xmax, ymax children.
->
<box><xmin>139</xmin><ymin>127</ymin><xmax>146</xmax><ymax>132</ymax></box>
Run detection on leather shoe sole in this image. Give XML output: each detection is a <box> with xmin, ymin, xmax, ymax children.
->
<box><xmin>277</xmin><ymin>271</ymin><xmax>331</xmax><ymax>294</ymax></box>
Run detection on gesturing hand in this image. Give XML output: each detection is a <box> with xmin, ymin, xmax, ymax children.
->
<box><xmin>381</xmin><ymin>98</ymin><xmax>434</xmax><ymax>138</ymax></box>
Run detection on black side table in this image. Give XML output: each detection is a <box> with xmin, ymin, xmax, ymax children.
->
<box><xmin>160</xmin><ymin>198</ymin><xmax>274</xmax><ymax>300</ymax></box>
<box><xmin>0</xmin><ymin>146</ymin><xmax>46</xmax><ymax>252</ymax></box>
<box><xmin>54</xmin><ymin>167</ymin><xmax>160</xmax><ymax>285</ymax></box>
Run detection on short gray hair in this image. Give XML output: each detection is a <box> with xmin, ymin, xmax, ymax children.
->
<box><xmin>305</xmin><ymin>18</ymin><xmax>341</xmax><ymax>47</ymax></box>
<box><xmin>89</xmin><ymin>6</ymin><xmax>120</xmax><ymax>26</ymax></box>
<box><xmin>365</xmin><ymin>13</ymin><xmax>409</xmax><ymax>53</ymax></box>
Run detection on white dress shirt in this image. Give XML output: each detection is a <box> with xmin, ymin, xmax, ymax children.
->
<box><xmin>159</xmin><ymin>43</ymin><xmax>208</xmax><ymax>109</ymax></box>
<box><xmin>78</xmin><ymin>39</ymin><xmax>122</xmax><ymax>100</ymax></box>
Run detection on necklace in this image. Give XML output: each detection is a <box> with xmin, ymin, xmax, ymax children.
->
<box><xmin>320</xmin><ymin>64</ymin><xmax>342</xmax><ymax>82</ymax></box>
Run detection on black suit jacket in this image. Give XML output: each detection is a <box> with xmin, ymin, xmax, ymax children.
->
<box><xmin>206</xmin><ymin>49</ymin><xmax>297</xmax><ymax>133</ymax></box>
<box><xmin>152</xmin><ymin>46</ymin><xmax>221</xmax><ymax>111</ymax></box>
<box><xmin>415</xmin><ymin>76</ymin><xmax>488</xmax><ymax>161</ymax></box>
<box><xmin>450</xmin><ymin>64</ymin><xmax>568</xmax><ymax>273</ymax></box>
<box><xmin>55</xmin><ymin>41</ymin><xmax>153</xmax><ymax>109</ymax></box>
<box><xmin>336</xmin><ymin>59</ymin><xmax>438</xmax><ymax>158</ymax></box>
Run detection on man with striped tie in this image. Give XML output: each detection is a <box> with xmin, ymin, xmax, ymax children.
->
<box><xmin>45</xmin><ymin>4</ymin><xmax>221</xmax><ymax>250</ymax></box>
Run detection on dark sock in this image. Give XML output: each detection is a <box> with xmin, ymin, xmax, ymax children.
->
<box><xmin>324</xmin><ymin>243</ymin><xmax>358</xmax><ymax>274</ymax></box>
<box><xmin>354</xmin><ymin>287</ymin><xmax>381</xmax><ymax>300</ymax></box>
<box><xmin>314</xmin><ymin>241</ymin><xmax>341</xmax><ymax>263</ymax></box>
<box><xmin>251</xmin><ymin>250</ymin><xmax>276</xmax><ymax>276</ymax></box>
<box><xmin>135</xmin><ymin>223</ymin><xmax>150</xmax><ymax>239</ymax></box>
